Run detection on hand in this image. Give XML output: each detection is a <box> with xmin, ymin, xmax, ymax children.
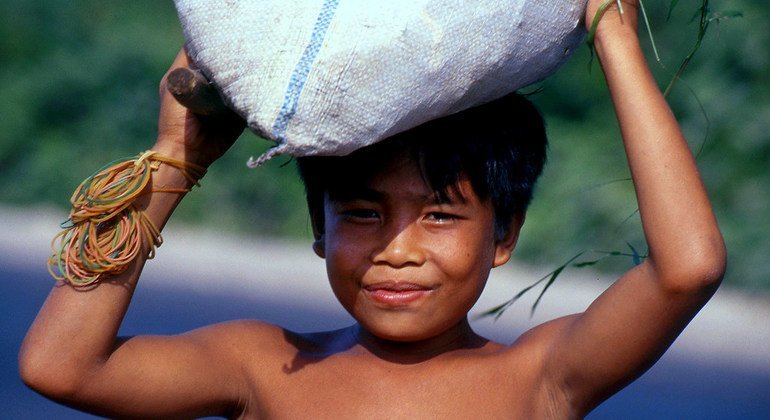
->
<box><xmin>156</xmin><ymin>49</ymin><xmax>245</xmax><ymax>168</ymax></box>
<box><xmin>585</xmin><ymin>0</ymin><xmax>639</xmax><ymax>39</ymax></box>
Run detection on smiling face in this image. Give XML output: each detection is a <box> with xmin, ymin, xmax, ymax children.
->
<box><xmin>298</xmin><ymin>93</ymin><xmax>547</xmax><ymax>343</ymax></box>
<box><xmin>314</xmin><ymin>154</ymin><xmax>520</xmax><ymax>342</ymax></box>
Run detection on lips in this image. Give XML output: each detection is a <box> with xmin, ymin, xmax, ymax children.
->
<box><xmin>362</xmin><ymin>281</ymin><xmax>434</xmax><ymax>306</ymax></box>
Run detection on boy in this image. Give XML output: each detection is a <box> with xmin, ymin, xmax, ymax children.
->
<box><xmin>20</xmin><ymin>1</ymin><xmax>725</xmax><ymax>418</ymax></box>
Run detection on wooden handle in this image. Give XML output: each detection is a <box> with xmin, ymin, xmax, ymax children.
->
<box><xmin>166</xmin><ymin>67</ymin><xmax>231</xmax><ymax>116</ymax></box>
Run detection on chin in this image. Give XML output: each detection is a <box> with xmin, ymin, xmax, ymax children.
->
<box><xmin>359</xmin><ymin>316</ymin><xmax>452</xmax><ymax>343</ymax></box>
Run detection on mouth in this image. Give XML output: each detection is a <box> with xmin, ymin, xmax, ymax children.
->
<box><xmin>362</xmin><ymin>281</ymin><xmax>435</xmax><ymax>306</ymax></box>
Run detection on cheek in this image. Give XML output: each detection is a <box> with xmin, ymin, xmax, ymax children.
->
<box><xmin>439</xmin><ymin>227</ymin><xmax>497</xmax><ymax>270</ymax></box>
<box><xmin>325</xmin><ymin>227</ymin><xmax>368</xmax><ymax>265</ymax></box>
<box><xmin>434</xmin><ymin>230</ymin><xmax>497</xmax><ymax>302</ymax></box>
<box><xmin>323</xmin><ymin>231</ymin><xmax>370</xmax><ymax>301</ymax></box>
<box><xmin>325</xmin><ymin>241</ymin><xmax>356</xmax><ymax>283</ymax></box>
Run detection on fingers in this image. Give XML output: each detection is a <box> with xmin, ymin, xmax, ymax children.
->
<box><xmin>167</xmin><ymin>68</ymin><xmax>232</xmax><ymax>116</ymax></box>
<box><xmin>155</xmin><ymin>47</ymin><xmax>244</xmax><ymax>167</ymax></box>
<box><xmin>160</xmin><ymin>49</ymin><xmax>232</xmax><ymax>116</ymax></box>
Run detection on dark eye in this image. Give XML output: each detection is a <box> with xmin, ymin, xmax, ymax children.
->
<box><xmin>342</xmin><ymin>208</ymin><xmax>379</xmax><ymax>220</ymax></box>
<box><xmin>426</xmin><ymin>212</ymin><xmax>457</xmax><ymax>223</ymax></box>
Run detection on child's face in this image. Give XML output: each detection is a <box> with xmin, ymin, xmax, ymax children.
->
<box><xmin>315</xmin><ymin>155</ymin><xmax>516</xmax><ymax>342</ymax></box>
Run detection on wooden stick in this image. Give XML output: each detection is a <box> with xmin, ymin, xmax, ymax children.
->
<box><xmin>166</xmin><ymin>68</ymin><xmax>231</xmax><ymax>116</ymax></box>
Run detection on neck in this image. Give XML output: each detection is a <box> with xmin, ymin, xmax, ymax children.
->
<box><xmin>351</xmin><ymin>318</ymin><xmax>489</xmax><ymax>364</ymax></box>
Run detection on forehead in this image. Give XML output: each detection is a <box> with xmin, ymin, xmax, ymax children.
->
<box><xmin>327</xmin><ymin>155</ymin><xmax>479</xmax><ymax>205</ymax></box>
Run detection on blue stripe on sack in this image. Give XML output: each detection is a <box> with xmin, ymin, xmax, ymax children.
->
<box><xmin>271</xmin><ymin>0</ymin><xmax>340</xmax><ymax>142</ymax></box>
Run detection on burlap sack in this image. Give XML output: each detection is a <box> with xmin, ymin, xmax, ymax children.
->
<box><xmin>174</xmin><ymin>0</ymin><xmax>587</xmax><ymax>165</ymax></box>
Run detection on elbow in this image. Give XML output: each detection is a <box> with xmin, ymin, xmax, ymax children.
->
<box><xmin>683</xmin><ymin>254</ymin><xmax>726</xmax><ymax>293</ymax></box>
<box><xmin>19</xmin><ymin>343</ymin><xmax>86</xmax><ymax>401</ymax></box>
<box><xmin>657</xmin><ymin>235</ymin><xmax>727</xmax><ymax>294</ymax></box>
<box><xmin>695</xmin><ymin>233</ymin><xmax>728</xmax><ymax>288</ymax></box>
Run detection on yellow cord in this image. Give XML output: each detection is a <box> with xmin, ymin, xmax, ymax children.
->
<box><xmin>48</xmin><ymin>151</ymin><xmax>206</xmax><ymax>287</ymax></box>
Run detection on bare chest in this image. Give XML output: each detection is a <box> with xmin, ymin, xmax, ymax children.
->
<box><xmin>240</xmin><ymin>354</ymin><xmax>560</xmax><ymax>419</ymax></box>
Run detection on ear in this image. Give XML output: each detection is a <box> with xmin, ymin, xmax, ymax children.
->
<box><xmin>312</xmin><ymin>235</ymin><xmax>326</xmax><ymax>259</ymax></box>
<box><xmin>309</xmin><ymin>211</ymin><xmax>326</xmax><ymax>258</ymax></box>
<box><xmin>493</xmin><ymin>213</ymin><xmax>525</xmax><ymax>268</ymax></box>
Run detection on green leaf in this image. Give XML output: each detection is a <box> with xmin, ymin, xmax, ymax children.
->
<box><xmin>626</xmin><ymin>242</ymin><xmax>643</xmax><ymax>266</ymax></box>
<box><xmin>709</xmin><ymin>10</ymin><xmax>744</xmax><ymax>22</ymax></box>
<box><xmin>477</xmin><ymin>251</ymin><xmax>586</xmax><ymax>320</ymax></box>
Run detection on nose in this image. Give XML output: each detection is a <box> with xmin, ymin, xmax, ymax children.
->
<box><xmin>371</xmin><ymin>221</ymin><xmax>427</xmax><ymax>267</ymax></box>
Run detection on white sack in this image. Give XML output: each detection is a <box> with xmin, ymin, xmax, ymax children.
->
<box><xmin>174</xmin><ymin>0</ymin><xmax>587</xmax><ymax>165</ymax></box>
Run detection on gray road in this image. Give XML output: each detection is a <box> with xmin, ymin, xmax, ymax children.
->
<box><xmin>2</xmin><ymin>207</ymin><xmax>769</xmax><ymax>419</ymax></box>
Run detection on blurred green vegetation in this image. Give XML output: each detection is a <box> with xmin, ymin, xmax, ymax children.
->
<box><xmin>1</xmin><ymin>1</ymin><xmax>767</xmax><ymax>289</ymax></box>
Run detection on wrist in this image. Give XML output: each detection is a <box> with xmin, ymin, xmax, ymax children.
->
<box><xmin>146</xmin><ymin>157</ymin><xmax>198</xmax><ymax>197</ymax></box>
<box><xmin>136</xmin><ymin>150</ymin><xmax>207</xmax><ymax>218</ymax></box>
<box><xmin>588</xmin><ymin>1</ymin><xmax>640</xmax><ymax>55</ymax></box>
<box><xmin>592</xmin><ymin>27</ymin><xmax>642</xmax><ymax>63</ymax></box>
<box><xmin>153</xmin><ymin>134</ymin><xmax>228</xmax><ymax>170</ymax></box>
<box><xmin>152</xmin><ymin>136</ymin><xmax>204</xmax><ymax>168</ymax></box>
<box><xmin>49</xmin><ymin>149</ymin><xmax>203</xmax><ymax>287</ymax></box>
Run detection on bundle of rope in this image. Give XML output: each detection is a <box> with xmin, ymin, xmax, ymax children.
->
<box><xmin>48</xmin><ymin>151</ymin><xmax>206</xmax><ymax>287</ymax></box>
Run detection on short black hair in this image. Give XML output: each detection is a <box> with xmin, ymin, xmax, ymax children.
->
<box><xmin>297</xmin><ymin>92</ymin><xmax>548</xmax><ymax>239</ymax></box>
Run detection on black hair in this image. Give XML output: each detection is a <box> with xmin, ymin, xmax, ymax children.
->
<box><xmin>297</xmin><ymin>92</ymin><xmax>548</xmax><ymax>240</ymax></box>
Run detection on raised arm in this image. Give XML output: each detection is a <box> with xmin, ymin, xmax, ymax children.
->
<box><xmin>19</xmin><ymin>50</ymin><xmax>248</xmax><ymax>417</ymax></box>
<box><xmin>536</xmin><ymin>1</ymin><xmax>726</xmax><ymax>414</ymax></box>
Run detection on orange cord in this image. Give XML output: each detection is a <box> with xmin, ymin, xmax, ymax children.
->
<box><xmin>48</xmin><ymin>151</ymin><xmax>206</xmax><ymax>287</ymax></box>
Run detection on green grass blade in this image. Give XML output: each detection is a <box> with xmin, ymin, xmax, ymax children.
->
<box><xmin>529</xmin><ymin>252</ymin><xmax>585</xmax><ymax>316</ymax></box>
<box><xmin>668</xmin><ymin>0</ymin><xmax>681</xmax><ymax>20</ymax></box>
<box><xmin>477</xmin><ymin>251</ymin><xmax>585</xmax><ymax>320</ymax></box>
<box><xmin>638</xmin><ymin>0</ymin><xmax>661</xmax><ymax>63</ymax></box>
<box><xmin>586</xmin><ymin>0</ymin><xmax>616</xmax><ymax>47</ymax></box>
<box><xmin>626</xmin><ymin>242</ymin><xmax>644</xmax><ymax>265</ymax></box>
<box><xmin>661</xmin><ymin>1</ymin><xmax>742</xmax><ymax>97</ymax></box>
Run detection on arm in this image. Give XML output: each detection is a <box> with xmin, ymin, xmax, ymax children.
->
<box><xmin>19</xmin><ymin>50</ymin><xmax>248</xmax><ymax>418</ymax></box>
<box><xmin>537</xmin><ymin>1</ymin><xmax>726</xmax><ymax>413</ymax></box>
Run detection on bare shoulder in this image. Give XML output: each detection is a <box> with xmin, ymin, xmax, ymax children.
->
<box><xmin>180</xmin><ymin>320</ymin><xmax>354</xmax><ymax>374</ymax></box>
<box><xmin>512</xmin><ymin>315</ymin><xmax>580</xmax><ymax>347</ymax></box>
<box><xmin>190</xmin><ymin>320</ymin><xmax>346</xmax><ymax>348</ymax></box>
<box><xmin>183</xmin><ymin>319</ymin><xmax>296</xmax><ymax>356</ymax></box>
<box><xmin>189</xmin><ymin>319</ymin><xmax>283</xmax><ymax>339</ymax></box>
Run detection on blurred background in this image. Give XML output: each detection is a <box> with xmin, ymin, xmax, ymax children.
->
<box><xmin>1</xmin><ymin>0</ymin><xmax>768</xmax><ymax>418</ymax></box>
